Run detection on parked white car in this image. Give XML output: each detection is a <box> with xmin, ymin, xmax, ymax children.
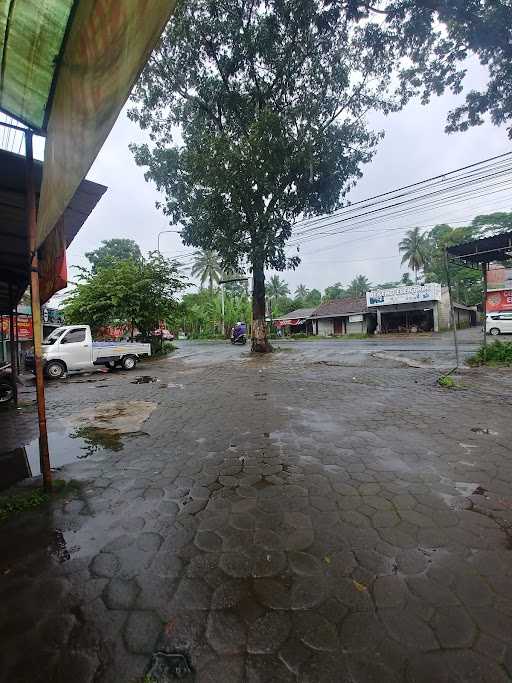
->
<box><xmin>486</xmin><ymin>312</ymin><xmax>512</xmax><ymax>336</ymax></box>
<box><xmin>25</xmin><ymin>325</ymin><xmax>151</xmax><ymax>378</ymax></box>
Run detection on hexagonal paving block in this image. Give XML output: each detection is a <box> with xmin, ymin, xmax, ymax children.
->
<box><xmin>123</xmin><ymin>609</ymin><xmax>162</xmax><ymax>654</ymax></box>
<box><xmin>103</xmin><ymin>577</ymin><xmax>139</xmax><ymax>610</ymax></box>
<box><xmin>206</xmin><ymin>611</ymin><xmax>246</xmax><ymax>655</ymax></box>
<box><xmin>247</xmin><ymin>610</ymin><xmax>292</xmax><ymax>654</ymax></box>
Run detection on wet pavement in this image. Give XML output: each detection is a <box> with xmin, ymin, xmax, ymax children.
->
<box><xmin>1</xmin><ymin>336</ymin><xmax>512</xmax><ymax>682</ymax></box>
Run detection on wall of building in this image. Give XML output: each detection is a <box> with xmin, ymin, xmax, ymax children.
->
<box><xmin>346</xmin><ymin>319</ymin><xmax>367</xmax><ymax>335</ymax></box>
<box><xmin>316</xmin><ymin>318</ymin><xmax>334</xmax><ymax>336</ymax></box>
<box><xmin>439</xmin><ymin>288</ymin><xmax>476</xmax><ymax>329</ymax></box>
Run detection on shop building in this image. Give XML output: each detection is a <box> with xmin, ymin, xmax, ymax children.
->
<box><xmin>366</xmin><ymin>283</ymin><xmax>476</xmax><ymax>333</ymax></box>
<box><xmin>309</xmin><ymin>297</ymin><xmax>375</xmax><ymax>336</ymax></box>
<box><xmin>272</xmin><ymin>308</ymin><xmax>315</xmax><ymax>335</ymax></box>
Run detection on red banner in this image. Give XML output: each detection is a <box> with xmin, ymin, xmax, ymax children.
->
<box><xmin>487</xmin><ymin>290</ymin><xmax>512</xmax><ymax>312</ymax></box>
<box><xmin>1</xmin><ymin>315</ymin><xmax>33</xmax><ymax>340</ymax></box>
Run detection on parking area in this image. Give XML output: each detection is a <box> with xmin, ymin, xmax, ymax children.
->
<box><xmin>1</xmin><ymin>338</ymin><xmax>512</xmax><ymax>682</ymax></box>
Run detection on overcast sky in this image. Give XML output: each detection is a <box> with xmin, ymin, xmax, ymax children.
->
<box><xmin>57</xmin><ymin>59</ymin><xmax>510</xmax><ymax>297</ymax></box>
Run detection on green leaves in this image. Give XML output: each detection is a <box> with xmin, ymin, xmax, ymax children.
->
<box><xmin>64</xmin><ymin>248</ymin><xmax>187</xmax><ymax>336</ymax></box>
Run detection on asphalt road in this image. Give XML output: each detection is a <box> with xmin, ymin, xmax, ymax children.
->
<box><xmin>171</xmin><ymin>328</ymin><xmax>483</xmax><ymax>368</ymax></box>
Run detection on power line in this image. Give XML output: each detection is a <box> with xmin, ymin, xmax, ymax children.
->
<box><xmin>290</xmin><ymin>167</ymin><xmax>512</xmax><ymax>245</ymax></box>
<box><xmin>291</xmin><ymin>151</ymin><xmax>512</xmax><ymax>236</ymax></box>
<box><xmin>289</xmin><ymin>180</ymin><xmax>512</xmax><ymax>249</ymax></box>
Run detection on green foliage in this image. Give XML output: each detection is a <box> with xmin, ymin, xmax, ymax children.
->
<box><xmin>190</xmin><ymin>250</ymin><xmax>223</xmax><ymax>292</ymax></box>
<box><xmin>173</xmin><ymin>289</ymin><xmax>251</xmax><ymax>338</ymax></box>
<box><xmin>341</xmin><ymin>2</ymin><xmax>511</xmax><ymax>138</ymax></box>
<box><xmin>85</xmin><ymin>239</ymin><xmax>141</xmax><ymax>274</ymax></box>
<box><xmin>267</xmin><ymin>276</ymin><xmax>290</xmax><ymax>300</ymax></box>
<box><xmin>64</xmin><ymin>250</ymin><xmax>187</xmax><ymax>335</ymax></box>
<box><xmin>128</xmin><ymin>0</ymin><xmax>403</xmax><ymax>350</ymax></box>
<box><xmin>0</xmin><ymin>480</ymin><xmax>80</xmax><ymax>522</ymax></box>
<box><xmin>323</xmin><ymin>283</ymin><xmax>347</xmax><ymax>301</ymax></box>
<box><xmin>471</xmin><ymin>212</ymin><xmax>512</xmax><ymax>236</ymax></box>
<box><xmin>423</xmin><ymin>223</ymin><xmax>483</xmax><ymax>306</ymax></box>
<box><xmin>399</xmin><ymin>228</ymin><xmax>429</xmax><ymax>282</ymax></box>
<box><xmin>347</xmin><ymin>275</ymin><xmax>371</xmax><ymax>298</ymax></box>
<box><xmin>468</xmin><ymin>341</ymin><xmax>512</xmax><ymax>367</ymax></box>
<box><xmin>437</xmin><ymin>374</ymin><xmax>457</xmax><ymax>389</ymax></box>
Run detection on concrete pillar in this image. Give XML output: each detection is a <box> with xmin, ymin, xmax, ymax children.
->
<box><xmin>376</xmin><ymin>309</ymin><xmax>382</xmax><ymax>333</ymax></box>
<box><xmin>433</xmin><ymin>304</ymin><xmax>439</xmax><ymax>332</ymax></box>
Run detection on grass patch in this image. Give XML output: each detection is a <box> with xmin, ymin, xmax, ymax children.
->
<box><xmin>0</xmin><ymin>479</ymin><xmax>80</xmax><ymax>523</ymax></box>
<box><xmin>437</xmin><ymin>374</ymin><xmax>458</xmax><ymax>389</ymax></box>
<box><xmin>467</xmin><ymin>340</ymin><xmax>512</xmax><ymax>367</ymax></box>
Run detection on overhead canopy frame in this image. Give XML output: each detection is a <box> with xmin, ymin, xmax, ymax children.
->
<box><xmin>446</xmin><ymin>231</ymin><xmax>512</xmax><ymax>270</ymax></box>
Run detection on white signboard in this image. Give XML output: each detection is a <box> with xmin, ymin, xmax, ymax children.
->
<box><xmin>366</xmin><ymin>283</ymin><xmax>441</xmax><ymax>307</ymax></box>
<box><xmin>349</xmin><ymin>314</ymin><xmax>363</xmax><ymax>323</ymax></box>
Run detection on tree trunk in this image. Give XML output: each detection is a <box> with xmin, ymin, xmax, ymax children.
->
<box><xmin>251</xmin><ymin>263</ymin><xmax>271</xmax><ymax>353</ymax></box>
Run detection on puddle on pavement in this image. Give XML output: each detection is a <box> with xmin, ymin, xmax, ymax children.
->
<box><xmin>23</xmin><ymin>427</ymin><xmax>124</xmax><ymax>475</ymax></box>
<box><xmin>131</xmin><ymin>376</ymin><xmax>159</xmax><ymax>384</ymax></box>
<box><xmin>3</xmin><ymin>400</ymin><xmax>157</xmax><ymax>484</ymax></box>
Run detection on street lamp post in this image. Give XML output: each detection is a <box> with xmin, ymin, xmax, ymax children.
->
<box><xmin>157</xmin><ymin>229</ymin><xmax>181</xmax><ymax>254</ymax></box>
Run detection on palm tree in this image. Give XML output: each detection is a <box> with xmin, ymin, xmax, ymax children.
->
<box><xmin>347</xmin><ymin>274</ymin><xmax>371</xmax><ymax>298</ymax></box>
<box><xmin>401</xmin><ymin>272</ymin><xmax>414</xmax><ymax>286</ymax></box>
<box><xmin>295</xmin><ymin>284</ymin><xmax>309</xmax><ymax>299</ymax></box>
<box><xmin>399</xmin><ymin>228</ymin><xmax>428</xmax><ymax>283</ymax></box>
<box><xmin>267</xmin><ymin>275</ymin><xmax>290</xmax><ymax>299</ymax></box>
<box><xmin>191</xmin><ymin>250</ymin><xmax>222</xmax><ymax>292</ymax></box>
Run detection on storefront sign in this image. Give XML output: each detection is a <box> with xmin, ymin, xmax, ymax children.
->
<box><xmin>1</xmin><ymin>315</ymin><xmax>33</xmax><ymax>340</ymax></box>
<box><xmin>366</xmin><ymin>283</ymin><xmax>441</xmax><ymax>307</ymax></box>
<box><xmin>486</xmin><ymin>289</ymin><xmax>512</xmax><ymax>312</ymax></box>
<box><xmin>349</xmin><ymin>314</ymin><xmax>363</xmax><ymax>323</ymax></box>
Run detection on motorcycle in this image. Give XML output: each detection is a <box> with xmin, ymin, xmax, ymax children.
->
<box><xmin>231</xmin><ymin>332</ymin><xmax>247</xmax><ymax>345</ymax></box>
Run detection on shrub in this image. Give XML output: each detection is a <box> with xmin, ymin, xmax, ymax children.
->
<box><xmin>467</xmin><ymin>340</ymin><xmax>512</xmax><ymax>367</ymax></box>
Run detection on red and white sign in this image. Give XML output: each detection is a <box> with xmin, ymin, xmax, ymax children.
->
<box><xmin>487</xmin><ymin>289</ymin><xmax>512</xmax><ymax>312</ymax></box>
<box><xmin>1</xmin><ymin>315</ymin><xmax>34</xmax><ymax>340</ymax></box>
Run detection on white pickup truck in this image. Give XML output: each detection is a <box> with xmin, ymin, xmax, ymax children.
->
<box><xmin>25</xmin><ymin>325</ymin><xmax>151</xmax><ymax>379</ymax></box>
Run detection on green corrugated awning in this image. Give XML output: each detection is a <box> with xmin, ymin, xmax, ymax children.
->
<box><xmin>0</xmin><ymin>0</ymin><xmax>176</xmax><ymax>247</ymax></box>
<box><xmin>0</xmin><ymin>0</ymin><xmax>75</xmax><ymax>131</ymax></box>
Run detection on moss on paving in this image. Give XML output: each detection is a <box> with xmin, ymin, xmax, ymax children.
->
<box><xmin>0</xmin><ymin>479</ymin><xmax>81</xmax><ymax>522</ymax></box>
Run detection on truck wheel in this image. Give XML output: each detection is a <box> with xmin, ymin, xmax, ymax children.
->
<box><xmin>121</xmin><ymin>355</ymin><xmax>137</xmax><ymax>370</ymax></box>
<box><xmin>45</xmin><ymin>360</ymin><xmax>66</xmax><ymax>379</ymax></box>
<box><xmin>489</xmin><ymin>327</ymin><xmax>500</xmax><ymax>336</ymax></box>
<box><xmin>105</xmin><ymin>361</ymin><xmax>117</xmax><ymax>370</ymax></box>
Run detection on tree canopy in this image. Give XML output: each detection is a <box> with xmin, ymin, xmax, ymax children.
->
<box><xmin>190</xmin><ymin>250</ymin><xmax>223</xmax><ymax>292</ymax></box>
<box><xmin>129</xmin><ymin>0</ymin><xmax>404</xmax><ymax>350</ymax></box>
<box><xmin>64</xmin><ymin>251</ymin><xmax>186</xmax><ymax>336</ymax></box>
<box><xmin>85</xmin><ymin>239</ymin><xmax>142</xmax><ymax>274</ymax></box>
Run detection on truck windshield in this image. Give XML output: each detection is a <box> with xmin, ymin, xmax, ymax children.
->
<box><xmin>42</xmin><ymin>327</ymin><xmax>65</xmax><ymax>345</ymax></box>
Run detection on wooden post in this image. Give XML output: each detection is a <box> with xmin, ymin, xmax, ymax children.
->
<box><xmin>25</xmin><ymin>131</ymin><xmax>52</xmax><ymax>490</ymax></box>
<box><xmin>444</xmin><ymin>249</ymin><xmax>460</xmax><ymax>368</ymax></box>
<box><xmin>482</xmin><ymin>262</ymin><xmax>488</xmax><ymax>360</ymax></box>
<box><xmin>8</xmin><ymin>284</ymin><xmax>18</xmax><ymax>405</ymax></box>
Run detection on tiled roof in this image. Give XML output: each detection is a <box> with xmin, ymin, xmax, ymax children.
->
<box><xmin>310</xmin><ymin>297</ymin><xmax>368</xmax><ymax>318</ymax></box>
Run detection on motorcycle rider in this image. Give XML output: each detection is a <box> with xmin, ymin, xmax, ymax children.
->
<box><xmin>232</xmin><ymin>321</ymin><xmax>246</xmax><ymax>341</ymax></box>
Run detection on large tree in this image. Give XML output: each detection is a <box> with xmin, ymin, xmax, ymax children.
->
<box><xmin>423</xmin><ymin>223</ymin><xmax>482</xmax><ymax>305</ymax></box>
<box><xmin>64</xmin><ymin>252</ymin><xmax>186</xmax><ymax>336</ymax></box>
<box><xmin>85</xmin><ymin>239</ymin><xmax>142</xmax><ymax>274</ymax></box>
<box><xmin>351</xmin><ymin>1</ymin><xmax>512</xmax><ymax>138</ymax></box>
<box><xmin>129</xmin><ymin>0</ymin><xmax>400</xmax><ymax>351</ymax></box>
